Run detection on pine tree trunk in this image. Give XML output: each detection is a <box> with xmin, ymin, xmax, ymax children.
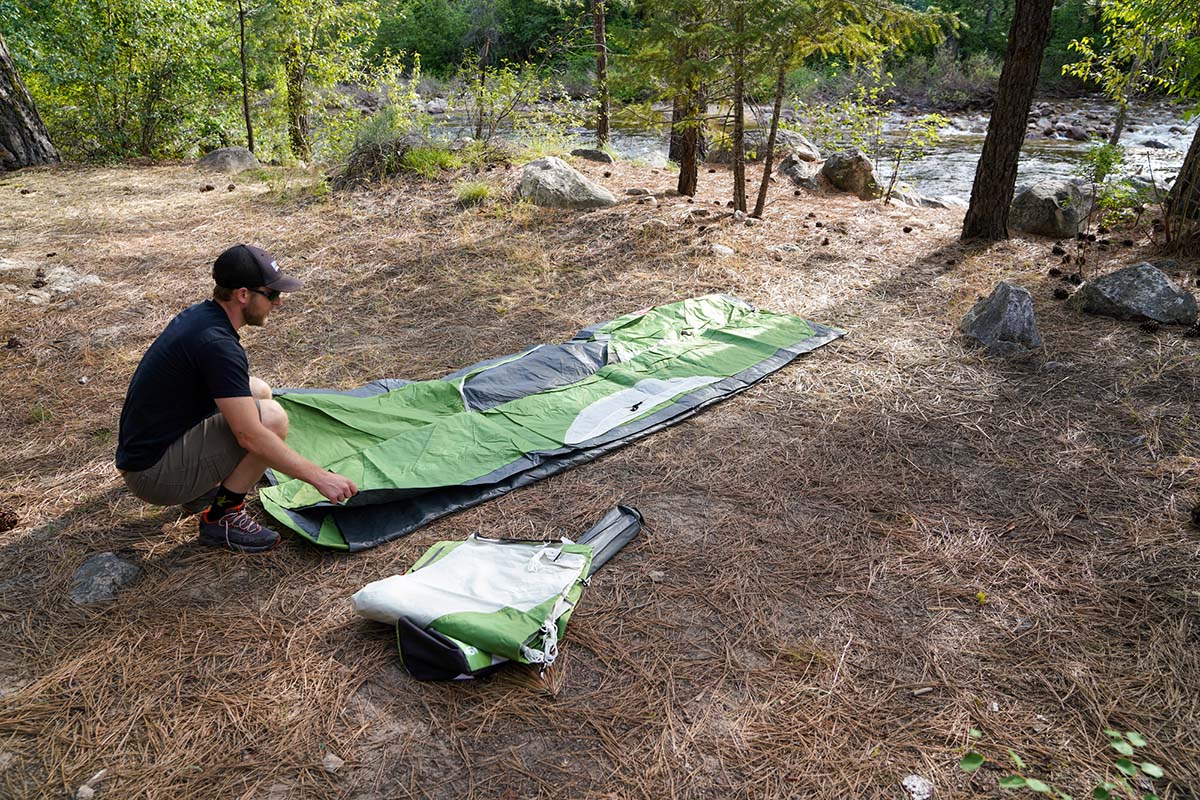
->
<box><xmin>751</xmin><ymin>65</ymin><xmax>787</xmax><ymax>218</ymax></box>
<box><xmin>669</xmin><ymin>95</ymin><xmax>686</xmax><ymax>164</ymax></box>
<box><xmin>731</xmin><ymin>7</ymin><xmax>746</xmax><ymax>214</ymax></box>
<box><xmin>676</xmin><ymin>92</ymin><xmax>701</xmax><ymax>196</ymax></box>
<box><xmin>960</xmin><ymin>0</ymin><xmax>1054</xmax><ymax>241</ymax></box>
<box><xmin>284</xmin><ymin>38</ymin><xmax>311</xmax><ymax>161</ymax></box>
<box><xmin>590</xmin><ymin>0</ymin><xmax>609</xmax><ymax>147</ymax></box>
<box><xmin>0</xmin><ymin>33</ymin><xmax>59</xmax><ymax>170</ymax></box>
<box><xmin>238</xmin><ymin>0</ymin><xmax>255</xmax><ymax>153</ymax></box>
<box><xmin>1165</xmin><ymin>124</ymin><xmax>1200</xmax><ymax>245</ymax></box>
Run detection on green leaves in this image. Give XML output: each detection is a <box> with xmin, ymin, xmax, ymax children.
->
<box><xmin>1026</xmin><ymin>778</ymin><xmax>1053</xmax><ymax>793</ymax></box>
<box><xmin>1115</xmin><ymin>758</ymin><xmax>1138</xmax><ymax>777</ymax></box>
<box><xmin>999</xmin><ymin>775</ymin><xmax>1027</xmax><ymax>789</ymax></box>
<box><xmin>1140</xmin><ymin>762</ymin><xmax>1164</xmax><ymax>779</ymax></box>
<box><xmin>960</xmin><ymin>752</ymin><xmax>985</xmax><ymax>772</ymax></box>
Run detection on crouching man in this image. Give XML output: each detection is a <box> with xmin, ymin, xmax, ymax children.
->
<box><xmin>115</xmin><ymin>244</ymin><xmax>357</xmax><ymax>552</ymax></box>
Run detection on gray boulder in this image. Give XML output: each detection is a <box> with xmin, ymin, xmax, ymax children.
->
<box><xmin>1140</xmin><ymin>139</ymin><xmax>1171</xmax><ymax>149</ymax></box>
<box><xmin>777</xmin><ymin>153</ymin><xmax>822</xmax><ymax>190</ymax></box>
<box><xmin>70</xmin><ymin>553</ymin><xmax>141</xmax><ymax>605</ymax></box>
<box><xmin>960</xmin><ymin>281</ymin><xmax>1042</xmax><ymax>355</ymax></box>
<box><xmin>425</xmin><ymin>98</ymin><xmax>449</xmax><ymax>114</ymax></box>
<box><xmin>1067</xmin><ymin>262</ymin><xmax>1198</xmax><ymax>325</ymax></box>
<box><xmin>517</xmin><ymin>157</ymin><xmax>617</xmax><ymax>210</ymax></box>
<box><xmin>196</xmin><ymin>146</ymin><xmax>259</xmax><ymax>174</ymax></box>
<box><xmin>1009</xmin><ymin>179</ymin><xmax>1094</xmax><ymax>238</ymax></box>
<box><xmin>888</xmin><ymin>187</ymin><xmax>968</xmax><ymax>210</ymax></box>
<box><xmin>821</xmin><ymin>151</ymin><xmax>880</xmax><ymax>200</ymax></box>
<box><xmin>570</xmin><ymin>148</ymin><xmax>614</xmax><ymax>164</ymax></box>
<box><xmin>708</xmin><ymin>128</ymin><xmax>820</xmax><ymax>164</ymax></box>
<box><xmin>1126</xmin><ymin>175</ymin><xmax>1169</xmax><ymax>198</ymax></box>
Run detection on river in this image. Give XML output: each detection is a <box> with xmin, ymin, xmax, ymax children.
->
<box><xmin>433</xmin><ymin>97</ymin><xmax>1195</xmax><ymax>200</ymax></box>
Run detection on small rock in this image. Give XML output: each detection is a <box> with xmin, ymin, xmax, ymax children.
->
<box><xmin>624</xmin><ymin>187</ymin><xmax>651</xmax><ymax>196</ymax></box>
<box><xmin>570</xmin><ymin>148</ymin><xmax>614</xmax><ymax>164</ymax></box>
<box><xmin>322</xmin><ymin>753</ymin><xmax>345</xmax><ymax>773</ymax></box>
<box><xmin>200</xmin><ymin>184</ymin><xmax>215</xmax><ymax>192</ymax></box>
<box><xmin>820</xmin><ymin>237</ymin><xmax>829</xmax><ymax>246</ymax></box>
<box><xmin>75</xmin><ymin>786</ymin><xmax>94</xmax><ymax>800</ymax></box>
<box><xmin>227</xmin><ymin>184</ymin><xmax>236</xmax><ymax>192</ymax></box>
<box><xmin>902</xmin><ymin>226</ymin><xmax>912</xmax><ymax>233</ymax></box>
<box><xmin>911</xmin><ymin>687</ymin><xmax>934</xmax><ymax>697</ymax></box>
<box><xmin>638</xmin><ymin>196</ymin><xmax>658</xmax><ymax>207</ymax></box>
<box><xmin>744</xmin><ymin>217</ymin><xmax>758</xmax><ymax>227</ymax></box>
<box><xmin>649</xmin><ymin>570</ymin><xmax>667</xmax><ymax>583</ymax></box>
<box><xmin>1053</xmin><ymin>288</ymin><xmax>1070</xmax><ymax>300</ymax></box>
<box><xmin>902</xmin><ymin>774</ymin><xmax>935</xmax><ymax>800</ymax></box>
<box><xmin>78</xmin><ymin>376</ymin><xmax>89</xmax><ymax>385</ymax></box>
<box><xmin>960</xmin><ymin>281</ymin><xmax>1043</xmax><ymax>355</ymax></box>
<box><xmin>70</xmin><ymin>553</ymin><xmax>141</xmax><ymax>605</ymax></box>
<box><xmin>988</xmin><ymin>700</ymin><xmax>1000</xmax><ymax>712</ymax></box>
<box><xmin>711</xmin><ymin>244</ymin><xmax>735</xmax><ymax>257</ymax></box>
<box><xmin>5</xmin><ymin>337</ymin><xmax>21</xmax><ymax>349</ymax></box>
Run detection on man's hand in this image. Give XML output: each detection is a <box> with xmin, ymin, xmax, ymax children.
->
<box><xmin>311</xmin><ymin>471</ymin><xmax>358</xmax><ymax>504</ymax></box>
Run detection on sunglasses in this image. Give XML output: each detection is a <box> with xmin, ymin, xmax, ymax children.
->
<box><xmin>247</xmin><ymin>287</ymin><xmax>282</xmax><ymax>301</ymax></box>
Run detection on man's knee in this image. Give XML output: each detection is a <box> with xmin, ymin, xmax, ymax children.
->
<box><xmin>250</xmin><ymin>376</ymin><xmax>272</xmax><ymax>400</ymax></box>
<box><xmin>260</xmin><ymin>398</ymin><xmax>289</xmax><ymax>438</ymax></box>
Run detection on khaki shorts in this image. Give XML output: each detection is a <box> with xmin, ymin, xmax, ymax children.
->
<box><xmin>121</xmin><ymin>402</ymin><xmax>261</xmax><ymax>506</ymax></box>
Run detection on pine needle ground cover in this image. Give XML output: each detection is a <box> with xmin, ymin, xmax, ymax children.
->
<box><xmin>0</xmin><ymin>160</ymin><xmax>1197</xmax><ymax>799</ymax></box>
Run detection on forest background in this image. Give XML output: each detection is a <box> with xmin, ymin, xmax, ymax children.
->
<box><xmin>0</xmin><ymin>0</ymin><xmax>1141</xmax><ymax>165</ymax></box>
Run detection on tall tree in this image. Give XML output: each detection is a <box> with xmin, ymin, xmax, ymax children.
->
<box><xmin>960</xmin><ymin>0</ymin><xmax>1055</xmax><ymax>241</ymax></box>
<box><xmin>589</xmin><ymin>0</ymin><xmax>609</xmax><ymax>146</ymax></box>
<box><xmin>0</xmin><ymin>32</ymin><xmax>59</xmax><ymax>169</ymax></box>
<box><xmin>237</xmin><ymin>0</ymin><xmax>256</xmax><ymax>152</ymax></box>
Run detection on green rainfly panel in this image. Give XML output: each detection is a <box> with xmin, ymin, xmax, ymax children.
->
<box><xmin>260</xmin><ymin>295</ymin><xmax>845</xmax><ymax>550</ymax></box>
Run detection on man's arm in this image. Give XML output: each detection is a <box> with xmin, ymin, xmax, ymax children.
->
<box><xmin>216</xmin><ymin>396</ymin><xmax>357</xmax><ymax>503</ymax></box>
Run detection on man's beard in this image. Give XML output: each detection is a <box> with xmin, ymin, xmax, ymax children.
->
<box><xmin>245</xmin><ymin>306</ymin><xmax>270</xmax><ymax>327</ymax></box>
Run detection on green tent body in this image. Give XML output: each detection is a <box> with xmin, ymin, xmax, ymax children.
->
<box><xmin>261</xmin><ymin>295</ymin><xmax>844</xmax><ymax>550</ymax></box>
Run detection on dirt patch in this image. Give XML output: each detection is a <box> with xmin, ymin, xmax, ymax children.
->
<box><xmin>0</xmin><ymin>159</ymin><xmax>1197</xmax><ymax>799</ymax></box>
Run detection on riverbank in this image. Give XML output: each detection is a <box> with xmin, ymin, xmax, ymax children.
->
<box><xmin>1</xmin><ymin>160</ymin><xmax>1198</xmax><ymax>799</ymax></box>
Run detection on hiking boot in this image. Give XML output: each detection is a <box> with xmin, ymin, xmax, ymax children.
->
<box><xmin>181</xmin><ymin>485</ymin><xmax>219</xmax><ymax>515</ymax></box>
<box><xmin>197</xmin><ymin>505</ymin><xmax>280</xmax><ymax>553</ymax></box>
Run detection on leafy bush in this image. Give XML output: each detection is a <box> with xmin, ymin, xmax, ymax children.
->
<box><xmin>401</xmin><ymin>145</ymin><xmax>462</xmax><ymax>177</ymax></box>
<box><xmin>960</xmin><ymin>728</ymin><xmax>1166</xmax><ymax>800</ymax></box>
<box><xmin>456</xmin><ymin>180</ymin><xmax>491</xmax><ymax>205</ymax></box>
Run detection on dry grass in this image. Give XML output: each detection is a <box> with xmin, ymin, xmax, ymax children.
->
<box><xmin>0</xmin><ymin>156</ymin><xmax>1198</xmax><ymax>800</ymax></box>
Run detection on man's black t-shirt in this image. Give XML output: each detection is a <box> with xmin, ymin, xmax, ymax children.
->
<box><xmin>115</xmin><ymin>300</ymin><xmax>252</xmax><ymax>471</ymax></box>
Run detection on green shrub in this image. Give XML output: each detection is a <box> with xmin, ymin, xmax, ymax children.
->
<box><xmin>456</xmin><ymin>180</ymin><xmax>491</xmax><ymax>205</ymax></box>
<box><xmin>401</xmin><ymin>146</ymin><xmax>462</xmax><ymax>177</ymax></box>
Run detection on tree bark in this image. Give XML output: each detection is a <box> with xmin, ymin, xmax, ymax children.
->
<box><xmin>284</xmin><ymin>37</ymin><xmax>311</xmax><ymax>161</ymax></box>
<box><xmin>0</xmin><ymin>33</ymin><xmax>59</xmax><ymax>170</ymax></box>
<box><xmin>751</xmin><ymin>65</ymin><xmax>787</xmax><ymax>218</ymax></box>
<box><xmin>1165</xmin><ymin>124</ymin><xmax>1200</xmax><ymax>245</ymax></box>
<box><xmin>731</xmin><ymin>4</ymin><xmax>746</xmax><ymax>213</ymax></box>
<box><xmin>238</xmin><ymin>0</ymin><xmax>255</xmax><ymax>153</ymax></box>
<box><xmin>960</xmin><ymin>0</ymin><xmax>1054</xmax><ymax>241</ymax></box>
<box><xmin>590</xmin><ymin>0</ymin><xmax>609</xmax><ymax>147</ymax></box>
<box><xmin>676</xmin><ymin>91</ymin><xmax>702</xmax><ymax>196</ymax></box>
<box><xmin>669</xmin><ymin>95</ymin><xmax>686</xmax><ymax>164</ymax></box>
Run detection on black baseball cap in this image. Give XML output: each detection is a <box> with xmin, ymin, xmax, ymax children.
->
<box><xmin>212</xmin><ymin>244</ymin><xmax>303</xmax><ymax>292</ymax></box>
